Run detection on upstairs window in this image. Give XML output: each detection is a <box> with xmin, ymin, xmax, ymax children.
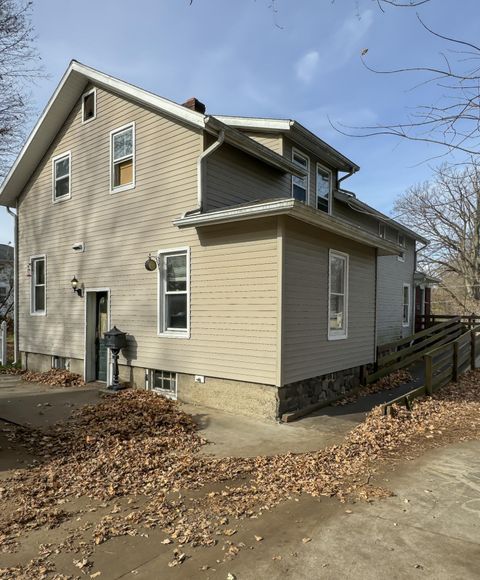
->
<box><xmin>52</xmin><ymin>152</ymin><xmax>71</xmax><ymax>202</ymax></box>
<box><xmin>82</xmin><ymin>89</ymin><xmax>96</xmax><ymax>123</ymax></box>
<box><xmin>291</xmin><ymin>150</ymin><xmax>309</xmax><ymax>203</ymax></box>
<box><xmin>316</xmin><ymin>164</ymin><xmax>332</xmax><ymax>213</ymax></box>
<box><xmin>398</xmin><ymin>232</ymin><xmax>406</xmax><ymax>262</ymax></box>
<box><xmin>403</xmin><ymin>283</ymin><xmax>411</xmax><ymax>326</ymax></box>
<box><xmin>111</xmin><ymin>123</ymin><xmax>135</xmax><ymax>191</ymax></box>
<box><xmin>31</xmin><ymin>255</ymin><xmax>46</xmax><ymax>315</ymax></box>
<box><xmin>378</xmin><ymin>223</ymin><xmax>386</xmax><ymax>239</ymax></box>
<box><xmin>328</xmin><ymin>250</ymin><xmax>349</xmax><ymax>340</ymax></box>
<box><xmin>158</xmin><ymin>248</ymin><xmax>190</xmax><ymax>337</ymax></box>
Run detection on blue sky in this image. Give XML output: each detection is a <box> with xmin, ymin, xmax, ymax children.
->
<box><xmin>0</xmin><ymin>0</ymin><xmax>477</xmax><ymax>244</ymax></box>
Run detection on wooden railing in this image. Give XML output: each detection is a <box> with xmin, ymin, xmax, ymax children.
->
<box><xmin>416</xmin><ymin>313</ymin><xmax>480</xmax><ymax>332</ymax></box>
<box><xmin>383</xmin><ymin>325</ymin><xmax>480</xmax><ymax>413</ymax></box>
<box><xmin>368</xmin><ymin>317</ymin><xmax>463</xmax><ymax>384</ymax></box>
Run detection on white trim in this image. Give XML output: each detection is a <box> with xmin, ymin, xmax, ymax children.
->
<box><xmin>315</xmin><ymin>162</ymin><xmax>333</xmax><ymax>214</ymax></box>
<box><xmin>81</xmin><ymin>87</ymin><xmax>96</xmax><ymax>124</ymax></box>
<box><xmin>378</xmin><ymin>222</ymin><xmax>386</xmax><ymax>239</ymax></box>
<box><xmin>83</xmin><ymin>287</ymin><xmax>112</xmax><ymax>384</ymax></box>
<box><xmin>402</xmin><ymin>283</ymin><xmax>411</xmax><ymax>327</ymax></box>
<box><xmin>157</xmin><ymin>247</ymin><xmax>191</xmax><ymax>339</ymax></box>
<box><xmin>291</xmin><ymin>147</ymin><xmax>310</xmax><ymax>204</ymax></box>
<box><xmin>213</xmin><ymin>115</ymin><xmax>292</xmax><ymax>131</ymax></box>
<box><xmin>110</xmin><ymin>122</ymin><xmax>136</xmax><ymax>193</ymax></box>
<box><xmin>29</xmin><ymin>254</ymin><xmax>47</xmax><ymax>316</ymax></box>
<box><xmin>328</xmin><ymin>249</ymin><xmax>349</xmax><ymax>341</ymax></box>
<box><xmin>397</xmin><ymin>232</ymin><xmax>406</xmax><ymax>262</ymax></box>
<box><xmin>52</xmin><ymin>151</ymin><xmax>71</xmax><ymax>203</ymax></box>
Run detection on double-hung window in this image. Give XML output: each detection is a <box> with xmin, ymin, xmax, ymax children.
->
<box><xmin>398</xmin><ymin>232</ymin><xmax>406</xmax><ymax>262</ymax></box>
<box><xmin>158</xmin><ymin>248</ymin><xmax>189</xmax><ymax>337</ymax></box>
<box><xmin>291</xmin><ymin>150</ymin><xmax>309</xmax><ymax>203</ymax></box>
<box><xmin>31</xmin><ymin>256</ymin><xmax>46</xmax><ymax>315</ymax></box>
<box><xmin>378</xmin><ymin>223</ymin><xmax>386</xmax><ymax>239</ymax></box>
<box><xmin>316</xmin><ymin>164</ymin><xmax>332</xmax><ymax>213</ymax></box>
<box><xmin>328</xmin><ymin>250</ymin><xmax>348</xmax><ymax>340</ymax></box>
<box><xmin>52</xmin><ymin>152</ymin><xmax>71</xmax><ymax>202</ymax></box>
<box><xmin>82</xmin><ymin>88</ymin><xmax>96</xmax><ymax>123</ymax></box>
<box><xmin>111</xmin><ymin>123</ymin><xmax>135</xmax><ymax>191</ymax></box>
<box><xmin>403</xmin><ymin>283</ymin><xmax>411</xmax><ymax>327</ymax></box>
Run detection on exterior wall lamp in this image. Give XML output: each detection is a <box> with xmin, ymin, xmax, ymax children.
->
<box><xmin>144</xmin><ymin>254</ymin><xmax>157</xmax><ymax>271</ymax></box>
<box><xmin>71</xmin><ymin>275</ymin><xmax>83</xmax><ymax>297</ymax></box>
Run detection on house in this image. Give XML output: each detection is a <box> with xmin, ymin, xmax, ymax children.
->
<box><xmin>0</xmin><ymin>244</ymin><xmax>14</xmax><ymax>319</ymax></box>
<box><xmin>0</xmin><ymin>61</ymin><xmax>427</xmax><ymax>420</ymax></box>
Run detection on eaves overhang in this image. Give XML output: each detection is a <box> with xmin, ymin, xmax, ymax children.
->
<box><xmin>174</xmin><ymin>199</ymin><xmax>403</xmax><ymax>256</ymax></box>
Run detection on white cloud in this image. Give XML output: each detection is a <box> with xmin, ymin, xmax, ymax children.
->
<box><xmin>295</xmin><ymin>50</ymin><xmax>320</xmax><ymax>83</ymax></box>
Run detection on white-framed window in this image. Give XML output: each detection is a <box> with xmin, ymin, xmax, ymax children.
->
<box><xmin>398</xmin><ymin>232</ymin><xmax>406</xmax><ymax>262</ymax></box>
<box><xmin>291</xmin><ymin>149</ymin><xmax>309</xmax><ymax>204</ymax></box>
<box><xmin>316</xmin><ymin>163</ymin><xmax>332</xmax><ymax>213</ymax></box>
<box><xmin>378</xmin><ymin>222</ymin><xmax>386</xmax><ymax>239</ymax></box>
<box><xmin>52</xmin><ymin>152</ymin><xmax>71</xmax><ymax>202</ymax></box>
<box><xmin>52</xmin><ymin>356</ymin><xmax>69</xmax><ymax>370</ymax></box>
<box><xmin>158</xmin><ymin>248</ymin><xmax>190</xmax><ymax>337</ymax></box>
<box><xmin>110</xmin><ymin>123</ymin><xmax>135</xmax><ymax>192</ymax></box>
<box><xmin>82</xmin><ymin>88</ymin><xmax>96</xmax><ymax>124</ymax></box>
<box><xmin>146</xmin><ymin>369</ymin><xmax>177</xmax><ymax>399</ymax></box>
<box><xmin>30</xmin><ymin>255</ymin><xmax>46</xmax><ymax>315</ymax></box>
<box><xmin>328</xmin><ymin>250</ymin><xmax>349</xmax><ymax>340</ymax></box>
<box><xmin>403</xmin><ymin>283</ymin><xmax>411</xmax><ymax>327</ymax></box>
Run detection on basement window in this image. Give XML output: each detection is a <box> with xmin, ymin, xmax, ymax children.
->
<box><xmin>146</xmin><ymin>369</ymin><xmax>177</xmax><ymax>399</ymax></box>
<box><xmin>111</xmin><ymin>123</ymin><xmax>135</xmax><ymax>192</ymax></box>
<box><xmin>52</xmin><ymin>356</ymin><xmax>69</xmax><ymax>370</ymax></box>
<box><xmin>82</xmin><ymin>89</ymin><xmax>96</xmax><ymax>123</ymax></box>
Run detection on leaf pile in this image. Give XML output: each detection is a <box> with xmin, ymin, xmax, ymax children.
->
<box><xmin>333</xmin><ymin>369</ymin><xmax>413</xmax><ymax>406</ymax></box>
<box><xmin>21</xmin><ymin>369</ymin><xmax>85</xmax><ymax>388</ymax></box>
<box><xmin>1</xmin><ymin>372</ymin><xmax>480</xmax><ymax>578</ymax></box>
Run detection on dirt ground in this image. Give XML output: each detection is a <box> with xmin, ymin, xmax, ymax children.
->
<box><xmin>0</xmin><ymin>375</ymin><xmax>479</xmax><ymax>579</ymax></box>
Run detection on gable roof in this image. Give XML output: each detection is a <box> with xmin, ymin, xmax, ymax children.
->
<box><xmin>335</xmin><ymin>189</ymin><xmax>428</xmax><ymax>245</ymax></box>
<box><xmin>213</xmin><ymin>115</ymin><xmax>359</xmax><ymax>173</ymax></box>
<box><xmin>0</xmin><ymin>61</ymin><xmax>305</xmax><ymax>207</ymax></box>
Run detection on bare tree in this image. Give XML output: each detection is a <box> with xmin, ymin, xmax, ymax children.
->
<box><xmin>394</xmin><ymin>163</ymin><xmax>480</xmax><ymax>313</ymax></box>
<box><xmin>0</xmin><ymin>0</ymin><xmax>43</xmax><ymax>178</ymax></box>
<box><xmin>336</xmin><ymin>13</ymin><xmax>480</xmax><ymax>157</ymax></box>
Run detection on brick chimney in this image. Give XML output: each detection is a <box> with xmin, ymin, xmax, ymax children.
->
<box><xmin>182</xmin><ymin>97</ymin><xmax>206</xmax><ymax>115</ymax></box>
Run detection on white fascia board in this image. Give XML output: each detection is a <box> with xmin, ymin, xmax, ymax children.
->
<box><xmin>213</xmin><ymin>115</ymin><xmax>292</xmax><ymax>132</ymax></box>
<box><xmin>174</xmin><ymin>199</ymin><xmax>401</xmax><ymax>256</ymax></box>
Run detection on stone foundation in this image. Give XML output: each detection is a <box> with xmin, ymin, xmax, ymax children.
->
<box><xmin>278</xmin><ymin>365</ymin><xmax>363</xmax><ymax>417</ymax></box>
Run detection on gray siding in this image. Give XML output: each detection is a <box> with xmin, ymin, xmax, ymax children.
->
<box><xmin>282</xmin><ymin>218</ymin><xmax>376</xmax><ymax>385</ymax></box>
<box><xmin>376</xmin><ymin>236</ymin><xmax>416</xmax><ymax>344</ymax></box>
<box><xmin>205</xmin><ymin>142</ymin><xmax>290</xmax><ymax>210</ymax></box>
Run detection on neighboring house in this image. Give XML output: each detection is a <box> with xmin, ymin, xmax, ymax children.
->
<box><xmin>0</xmin><ymin>244</ymin><xmax>14</xmax><ymax>319</ymax></box>
<box><xmin>0</xmin><ymin>61</ymin><xmax>427</xmax><ymax>420</ymax></box>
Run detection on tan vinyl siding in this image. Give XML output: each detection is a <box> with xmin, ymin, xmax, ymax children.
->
<box><xmin>243</xmin><ymin>132</ymin><xmax>284</xmax><ymax>155</ymax></box>
<box><xmin>205</xmin><ymin>141</ymin><xmax>290</xmax><ymax>210</ymax></box>
<box><xmin>18</xmin><ymin>86</ymin><xmax>280</xmax><ymax>385</ymax></box>
<box><xmin>282</xmin><ymin>218</ymin><xmax>376</xmax><ymax>384</ymax></box>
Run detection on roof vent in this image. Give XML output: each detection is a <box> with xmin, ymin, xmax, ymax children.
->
<box><xmin>182</xmin><ymin>97</ymin><xmax>206</xmax><ymax>114</ymax></box>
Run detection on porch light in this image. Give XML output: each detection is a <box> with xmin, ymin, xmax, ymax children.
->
<box><xmin>144</xmin><ymin>254</ymin><xmax>157</xmax><ymax>272</ymax></box>
<box><xmin>71</xmin><ymin>275</ymin><xmax>83</xmax><ymax>297</ymax></box>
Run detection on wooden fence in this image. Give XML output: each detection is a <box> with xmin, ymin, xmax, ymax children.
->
<box><xmin>416</xmin><ymin>314</ymin><xmax>480</xmax><ymax>332</ymax></box>
<box><xmin>368</xmin><ymin>317</ymin><xmax>463</xmax><ymax>384</ymax></box>
<box><xmin>383</xmin><ymin>325</ymin><xmax>480</xmax><ymax>413</ymax></box>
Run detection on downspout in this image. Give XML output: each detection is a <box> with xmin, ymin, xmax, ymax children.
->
<box><xmin>183</xmin><ymin>129</ymin><xmax>225</xmax><ymax>217</ymax></box>
<box><xmin>6</xmin><ymin>205</ymin><xmax>19</xmax><ymax>364</ymax></box>
<box><xmin>337</xmin><ymin>167</ymin><xmax>357</xmax><ymax>186</ymax></box>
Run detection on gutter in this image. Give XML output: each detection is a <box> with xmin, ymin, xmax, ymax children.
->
<box><xmin>184</xmin><ymin>129</ymin><xmax>225</xmax><ymax>217</ymax></box>
<box><xmin>6</xmin><ymin>205</ymin><xmax>18</xmax><ymax>364</ymax></box>
<box><xmin>337</xmin><ymin>167</ymin><xmax>357</xmax><ymax>186</ymax></box>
